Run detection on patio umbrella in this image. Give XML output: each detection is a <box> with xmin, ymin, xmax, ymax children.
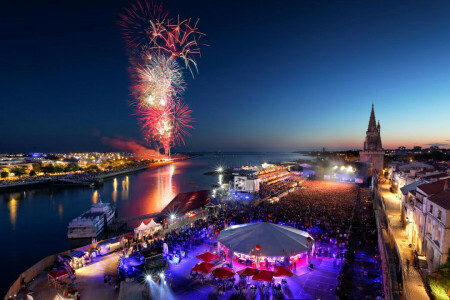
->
<box><xmin>274</xmin><ymin>266</ymin><xmax>293</xmax><ymax>277</ymax></box>
<box><xmin>192</xmin><ymin>262</ymin><xmax>215</xmax><ymax>274</ymax></box>
<box><xmin>212</xmin><ymin>267</ymin><xmax>235</xmax><ymax>279</ymax></box>
<box><xmin>196</xmin><ymin>251</ymin><xmax>219</xmax><ymax>263</ymax></box>
<box><xmin>252</xmin><ymin>270</ymin><xmax>274</xmax><ymax>283</ymax></box>
<box><xmin>237</xmin><ymin>267</ymin><xmax>258</xmax><ymax>277</ymax></box>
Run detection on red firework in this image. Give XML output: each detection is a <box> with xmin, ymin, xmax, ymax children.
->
<box><xmin>171</xmin><ymin>101</ymin><xmax>194</xmax><ymax>146</ymax></box>
<box><xmin>149</xmin><ymin>16</ymin><xmax>205</xmax><ymax>73</ymax></box>
<box><xmin>119</xmin><ymin>0</ymin><xmax>202</xmax><ymax>154</ymax></box>
<box><xmin>118</xmin><ymin>0</ymin><xmax>168</xmax><ymax>52</ymax></box>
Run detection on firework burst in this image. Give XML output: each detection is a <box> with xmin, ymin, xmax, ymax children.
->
<box><xmin>119</xmin><ymin>0</ymin><xmax>203</xmax><ymax>155</ymax></box>
<box><xmin>171</xmin><ymin>101</ymin><xmax>194</xmax><ymax>146</ymax></box>
<box><xmin>135</xmin><ymin>54</ymin><xmax>185</xmax><ymax>108</ymax></box>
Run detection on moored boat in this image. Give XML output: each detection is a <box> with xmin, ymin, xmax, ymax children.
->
<box><xmin>67</xmin><ymin>197</ymin><xmax>115</xmax><ymax>239</ymax></box>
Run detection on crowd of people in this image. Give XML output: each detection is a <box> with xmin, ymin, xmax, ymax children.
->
<box><xmin>335</xmin><ymin>188</ymin><xmax>382</xmax><ymax>299</ymax></box>
<box><xmin>115</xmin><ymin>179</ymin><xmax>382</xmax><ymax>299</ymax></box>
<box><xmin>258</xmin><ymin>176</ymin><xmax>301</xmax><ymax>198</ymax></box>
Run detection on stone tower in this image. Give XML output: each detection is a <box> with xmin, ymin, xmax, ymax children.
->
<box><xmin>359</xmin><ymin>105</ymin><xmax>384</xmax><ymax>172</ymax></box>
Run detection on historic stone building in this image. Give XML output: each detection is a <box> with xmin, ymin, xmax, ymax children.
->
<box><xmin>359</xmin><ymin>105</ymin><xmax>384</xmax><ymax>173</ymax></box>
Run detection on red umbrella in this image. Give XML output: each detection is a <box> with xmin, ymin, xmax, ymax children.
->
<box><xmin>196</xmin><ymin>252</ymin><xmax>219</xmax><ymax>263</ymax></box>
<box><xmin>192</xmin><ymin>262</ymin><xmax>215</xmax><ymax>274</ymax></box>
<box><xmin>274</xmin><ymin>266</ymin><xmax>293</xmax><ymax>277</ymax></box>
<box><xmin>237</xmin><ymin>267</ymin><xmax>258</xmax><ymax>277</ymax></box>
<box><xmin>252</xmin><ymin>270</ymin><xmax>274</xmax><ymax>282</ymax></box>
<box><xmin>212</xmin><ymin>267</ymin><xmax>235</xmax><ymax>279</ymax></box>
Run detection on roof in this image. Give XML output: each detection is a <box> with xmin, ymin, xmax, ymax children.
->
<box><xmin>161</xmin><ymin>190</ymin><xmax>210</xmax><ymax>216</ymax></box>
<box><xmin>417</xmin><ymin>180</ymin><xmax>448</xmax><ymax>196</ymax></box>
<box><xmin>233</xmin><ymin>169</ymin><xmax>258</xmax><ymax>176</ymax></box>
<box><xmin>428</xmin><ymin>191</ymin><xmax>450</xmax><ymax>209</ymax></box>
<box><xmin>421</xmin><ymin>173</ymin><xmax>450</xmax><ymax>180</ymax></box>
<box><xmin>66</xmin><ymin>250</ymin><xmax>85</xmax><ymax>258</ymax></box>
<box><xmin>400</xmin><ymin>180</ymin><xmax>427</xmax><ymax>195</ymax></box>
<box><xmin>218</xmin><ymin>222</ymin><xmax>313</xmax><ymax>256</ymax></box>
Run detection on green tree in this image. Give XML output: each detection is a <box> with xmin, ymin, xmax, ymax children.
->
<box><xmin>44</xmin><ymin>164</ymin><xmax>56</xmax><ymax>174</ymax></box>
<box><xmin>29</xmin><ymin>170</ymin><xmax>36</xmax><ymax>177</ymax></box>
<box><xmin>64</xmin><ymin>162</ymin><xmax>80</xmax><ymax>172</ymax></box>
<box><xmin>1</xmin><ymin>171</ymin><xmax>9</xmax><ymax>178</ymax></box>
<box><xmin>87</xmin><ymin>165</ymin><xmax>99</xmax><ymax>171</ymax></box>
<box><xmin>32</xmin><ymin>163</ymin><xmax>42</xmax><ymax>173</ymax></box>
<box><xmin>54</xmin><ymin>165</ymin><xmax>64</xmax><ymax>173</ymax></box>
<box><xmin>11</xmin><ymin>167</ymin><xmax>26</xmax><ymax>178</ymax></box>
<box><xmin>436</xmin><ymin>249</ymin><xmax>450</xmax><ymax>295</ymax></box>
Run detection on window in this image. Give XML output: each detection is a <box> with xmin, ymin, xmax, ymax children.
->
<box><xmin>430</xmin><ymin>204</ymin><xmax>433</xmax><ymax>213</ymax></box>
<box><xmin>438</xmin><ymin>210</ymin><xmax>442</xmax><ymax>220</ymax></box>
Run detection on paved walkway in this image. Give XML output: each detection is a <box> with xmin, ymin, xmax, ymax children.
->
<box><xmin>27</xmin><ymin>252</ymin><xmax>120</xmax><ymax>300</ymax></box>
<box><xmin>380</xmin><ymin>182</ymin><xmax>429</xmax><ymax>300</ymax></box>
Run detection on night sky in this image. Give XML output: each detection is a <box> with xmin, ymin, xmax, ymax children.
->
<box><xmin>1</xmin><ymin>0</ymin><xmax>450</xmax><ymax>153</ymax></box>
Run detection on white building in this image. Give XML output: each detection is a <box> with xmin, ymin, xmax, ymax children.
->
<box><xmin>406</xmin><ymin>180</ymin><xmax>450</xmax><ymax>272</ymax></box>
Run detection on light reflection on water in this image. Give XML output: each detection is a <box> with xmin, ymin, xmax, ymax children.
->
<box><xmin>0</xmin><ymin>152</ymin><xmax>309</xmax><ymax>295</ymax></box>
<box><xmin>8</xmin><ymin>198</ymin><xmax>17</xmax><ymax>230</ymax></box>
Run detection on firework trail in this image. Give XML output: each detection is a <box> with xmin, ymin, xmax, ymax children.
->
<box><xmin>171</xmin><ymin>101</ymin><xmax>194</xmax><ymax>146</ymax></box>
<box><xmin>119</xmin><ymin>0</ymin><xmax>203</xmax><ymax>155</ymax></box>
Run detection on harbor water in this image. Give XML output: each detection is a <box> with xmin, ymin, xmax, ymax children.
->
<box><xmin>0</xmin><ymin>152</ymin><xmax>310</xmax><ymax>295</ymax></box>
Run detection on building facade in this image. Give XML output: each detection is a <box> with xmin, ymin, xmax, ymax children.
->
<box><xmin>359</xmin><ymin>105</ymin><xmax>384</xmax><ymax>173</ymax></box>
<box><xmin>403</xmin><ymin>180</ymin><xmax>450</xmax><ymax>272</ymax></box>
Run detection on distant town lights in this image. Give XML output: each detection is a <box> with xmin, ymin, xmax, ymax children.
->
<box><xmin>145</xmin><ymin>275</ymin><xmax>152</xmax><ymax>282</ymax></box>
<box><xmin>217</xmin><ymin>167</ymin><xmax>223</xmax><ymax>172</ymax></box>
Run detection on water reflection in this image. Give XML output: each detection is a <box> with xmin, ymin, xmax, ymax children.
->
<box><xmin>121</xmin><ymin>176</ymin><xmax>129</xmax><ymax>200</ymax></box>
<box><xmin>8</xmin><ymin>198</ymin><xmax>18</xmax><ymax>230</ymax></box>
<box><xmin>58</xmin><ymin>203</ymin><xmax>64</xmax><ymax>219</ymax></box>
<box><xmin>112</xmin><ymin>178</ymin><xmax>118</xmax><ymax>203</ymax></box>
<box><xmin>92</xmin><ymin>190</ymin><xmax>98</xmax><ymax>203</ymax></box>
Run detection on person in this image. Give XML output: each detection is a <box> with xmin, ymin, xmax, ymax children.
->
<box><xmin>406</xmin><ymin>259</ymin><xmax>410</xmax><ymax>275</ymax></box>
<box><xmin>265</xmin><ymin>258</ymin><xmax>269</xmax><ymax>269</ymax></box>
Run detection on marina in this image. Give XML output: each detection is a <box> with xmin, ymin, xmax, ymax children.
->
<box><xmin>0</xmin><ymin>152</ymin><xmax>308</xmax><ymax>296</ymax></box>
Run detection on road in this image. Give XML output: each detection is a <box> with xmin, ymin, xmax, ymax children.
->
<box><xmin>380</xmin><ymin>182</ymin><xmax>430</xmax><ymax>300</ymax></box>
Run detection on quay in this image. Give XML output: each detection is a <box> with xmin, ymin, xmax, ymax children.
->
<box><xmin>109</xmin><ymin>189</ymin><xmax>211</xmax><ymax>231</ymax></box>
<box><xmin>0</xmin><ymin>161</ymin><xmax>172</xmax><ymax>192</ymax></box>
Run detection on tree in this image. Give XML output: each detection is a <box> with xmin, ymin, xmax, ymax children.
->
<box><xmin>435</xmin><ymin>248</ymin><xmax>450</xmax><ymax>295</ymax></box>
<box><xmin>29</xmin><ymin>170</ymin><xmax>36</xmax><ymax>177</ymax></box>
<box><xmin>54</xmin><ymin>165</ymin><xmax>64</xmax><ymax>173</ymax></box>
<box><xmin>87</xmin><ymin>165</ymin><xmax>99</xmax><ymax>171</ymax></box>
<box><xmin>11</xmin><ymin>167</ymin><xmax>26</xmax><ymax>178</ymax></box>
<box><xmin>1</xmin><ymin>171</ymin><xmax>9</xmax><ymax>178</ymax></box>
<box><xmin>32</xmin><ymin>163</ymin><xmax>42</xmax><ymax>173</ymax></box>
<box><xmin>64</xmin><ymin>162</ymin><xmax>80</xmax><ymax>172</ymax></box>
<box><xmin>44</xmin><ymin>164</ymin><xmax>56</xmax><ymax>174</ymax></box>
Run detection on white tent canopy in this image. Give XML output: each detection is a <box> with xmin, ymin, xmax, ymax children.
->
<box><xmin>134</xmin><ymin>222</ymin><xmax>147</xmax><ymax>233</ymax></box>
<box><xmin>146</xmin><ymin>219</ymin><xmax>161</xmax><ymax>229</ymax></box>
<box><xmin>218</xmin><ymin>222</ymin><xmax>313</xmax><ymax>257</ymax></box>
<box><xmin>134</xmin><ymin>219</ymin><xmax>161</xmax><ymax>237</ymax></box>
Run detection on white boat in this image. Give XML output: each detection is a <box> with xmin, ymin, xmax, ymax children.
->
<box><xmin>67</xmin><ymin>197</ymin><xmax>115</xmax><ymax>239</ymax></box>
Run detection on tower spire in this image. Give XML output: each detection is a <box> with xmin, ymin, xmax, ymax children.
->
<box><xmin>368</xmin><ymin>104</ymin><xmax>377</xmax><ymax>131</ymax></box>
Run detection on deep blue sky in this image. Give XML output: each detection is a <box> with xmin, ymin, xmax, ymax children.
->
<box><xmin>1</xmin><ymin>0</ymin><xmax>449</xmax><ymax>153</ymax></box>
